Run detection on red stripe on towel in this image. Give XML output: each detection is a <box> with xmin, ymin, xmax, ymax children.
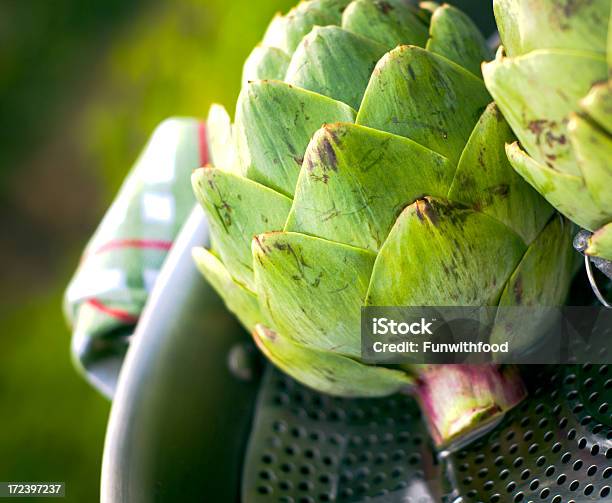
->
<box><xmin>92</xmin><ymin>239</ymin><xmax>172</xmax><ymax>255</ymax></box>
<box><xmin>86</xmin><ymin>298</ymin><xmax>139</xmax><ymax>324</ymax></box>
<box><xmin>198</xmin><ymin>122</ymin><xmax>209</xmax><ymax>166</ymax></box>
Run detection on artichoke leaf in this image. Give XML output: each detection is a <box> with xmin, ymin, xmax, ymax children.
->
<box><xmin>366</xmin><ymin>197</ymin><xmax>526</xmax><ymax>306</ymax></box>
<box><xmin>253</xmin><ymin>324</ymin><xmax>413</xmax><ymax>397</ymax></box>
<box><xmin>252</xmin><ymin>231</ymin><xmax>375</xmax><ymax>358</ymax></box>
<box><xmin>286</xmin><ymin>122</ymin><xmax>453</xmax><ymax>251</ymax></box>
<box><xmin>341</xmin><ymin>0</ymin><xmax>429</xmax><ymax>50</ymax></box>
<box><xmin>242</xmin><ymin>45</ymin><xmax>291</xmax><ymax>86</ymax></box>
<box><xmin>235</xmin><ymin>80</ymin><xmax>356</xmax><ymax>196</ymax></box>
<box><xmin>449</xmin><ymin>103</ymin><xmax>553</xmax><ymax>245</ymax></box>
<box><xmin>426</xmin><ymin>3</ymin><xmax>492</xmax><ymax>77</ymax></box>
<box><xmin>568</xmin><ymin>112</ymin><xmax>612</xmax><ymax>209</ymax></box>
<box><xmin>192</xmin><ymin>167</ymin><xmax>292</xmax><ymax>290</ymax></box>
<box><xmin>482</xmin><ymin>48</ymin><xmax>607</xmax><ymax>177</ymax></box>
<box><xmin>285</xmin><ymin>26</ymin><xmax>388</xmax><ymax>110</ymax></box>
<box><xmin>262</xmin><ymin>0</ymin><xmax>351</xmax><ymax>54</ymax></box>
<box><xmin>587</xmin><ymin>222</ymin><xmax>612</xmax><ymax>261</ymax></box>
<box><xmin>493</xmin><ymin>0</ymin><xmax>609</xmax><ymax>57</ymax></box>
<box><xmin>491</xmin><ymin>215</ymin><xmax>574</xmax><ymax>352</ymax></box>
<box><xmin>193</xmin><ymin>248</ymin><xmax>263</xmax><ymax>331</ymax></box>
<box><xmin>580</xmin><ymin>82</ymin><xmax>612</xmax><ymax>134</ymax></box>
<box><xmin>207</xmin><ymin>105</ymin><xmax>239</xmax><ymax>174</ymax></box>
<box><xmin>506</xmin><ymin>142</ymin><xmax>609</xmax><ymax>231</ymax></box>
<box><xmin>262</xmin><ymin>14</ymin><xmax>292</xmax><ymax>53</ymax></box>
<box><xmin>357</xmin><ymin>45</ymin><xmax>491</xmax><ymax>166</ymax></box>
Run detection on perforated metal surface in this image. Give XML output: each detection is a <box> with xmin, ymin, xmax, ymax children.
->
<box><xmin>243</xmin><ymin>365</ymin><xmax>611</xmax><ymax>503</ymax></box>
<box><xmin>444</xmin><ymin>365</ymin><xmax>612</xmax><ymax>503</ymax></box>
<box><xmin>243</xmin><ymin>366</ymin><xmax>443</xmax><ymax>503</ymax></box>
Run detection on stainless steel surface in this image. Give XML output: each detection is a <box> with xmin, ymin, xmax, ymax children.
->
<box><xmin>243</xmin><ymin>366</ymin><xmax>444</xmax><ymax>503</ymax></box>
<box><xmin>101</xmin><ymin>207</ymin><xmax>258</xmax><ymax>502</ymax></box>
<box><xmin>443</xmin><ymin>365</ymin><xmax>612</xmax><ymax>503</ymax></box>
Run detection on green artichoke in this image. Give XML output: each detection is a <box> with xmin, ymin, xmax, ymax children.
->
<box><xmin>483</xmin><ymin>0</ymin><xmax>612</xmax><ymax>261</ymax></box>
<box><xmin>192</xmin><ymin>0</ymin><xmax>574</xmax><ymax>446</ymax></box>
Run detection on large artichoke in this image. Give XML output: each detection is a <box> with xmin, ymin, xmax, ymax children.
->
<box><xmin>192</xmin><ymin>0</ymin><xmax>574</xmax><ymax>446</ymax></box>
<box><xmin>483</xmin><ymin>0</ymin><xmax>612</xmax><ymax>262</ymax></box>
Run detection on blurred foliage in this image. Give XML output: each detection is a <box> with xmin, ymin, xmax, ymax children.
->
<box><xmin>83</xmin><ymin>0</ymin><xmax>294</xmax><ymax>198</ymax></box>
<box><xmin>0</xmin><ymin>293</ymin><xmax>110</xmax><ymax>503</ymax></box>
<box><xmin>0</xmin><ymin>0</ymin><xmax>145</xmax><ymax>193</ymax></box>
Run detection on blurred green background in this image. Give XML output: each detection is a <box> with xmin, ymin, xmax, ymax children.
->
<box><xmin>0</xmin><ymin>1</ymin><xmax>493</xmax><ymax>501</ymax></box>
<box><xmin>0</xmin><ymin>1</ymin><xmax>295</xmax><ymax>500</ymax></box>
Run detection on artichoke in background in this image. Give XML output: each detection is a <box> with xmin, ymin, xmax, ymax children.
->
<box><xmin>192</xmin><ymin>0</ymin><xmax>574</xmax><ymax>446</ymax></box>
<box><xmin>483</xmin><ymin>0</ymin><xmax>612</xmax><ymax>263</ymax></box>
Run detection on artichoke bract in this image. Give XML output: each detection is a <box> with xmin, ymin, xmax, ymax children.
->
<box><xmin>192</xmin><ymin>0</ymin><xmax>574</xmax><ymax>446</ymax></box>
<box><xmin>483</xmin><ymin>0</ymin><xmax>612</xmax><ymax>261</ymax></box>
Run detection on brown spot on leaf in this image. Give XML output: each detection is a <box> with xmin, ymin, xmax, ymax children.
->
<box><xmin>478</xmin><ymin>148</ymin><xmax>487</xmax><ymax>168</ymax></box>
<box><xmin>415</xmin><ymin>202</ymin><xmax>425</xmax><ymax>222</ymax></box>
<box><xmin>407</xmin><ymin>64</ymin><xmax>416</xmax><ymax>81</ymax></box>
<box><xmin>311</xmin><ymin>173</ymin><xmax>330</xmax><ymax>184</ymax></box>
<box><xmin>305</xmin><ymin>154</ymin><xmax>315</xmax><ymax>173</ymax></box>
<box><xmin>490</xmin><ymin>103</ymin><xmax>503</xmax><ymax>121</ymax></box>
<box><xmin>491</xmin><ymin>184</ymin><xmax>509</xmax><ymax>197</ymax></box>
<box><xmin>323</xmin><ymin>123</ymin><xmax>345</xmax><ymax>147</ymax></box>
<box><xmin>212</xmin><ymin>200</ymin><xmax>233</xmax><ymax>233</ymax></box>
<box><xmin>545</xmin><ymin>131</ymin><xmax>566</xmax><ymax>147</ymax></box>
<box><xmin>376</xmin><ymin>0</ymin><xmax>394</xmax><ymax>14</ymax></box>
<box><xmin>253</xmin><ymin>235</ymin><xmax>268</xmax><ymax>254</ymax></box>
<box><xmin>414</xmin><ymin>199</ymin><xmax>440</xmax><ymax>226</ymax></box>
<box><xmin>273</xmin><ymin>241</ymin><xmax>289</xmax><ymax>251</ymax></box>
<box><xmin>553</xmin><ymin>0</ymin><xmax>594</xmax><ymax>19</ymax></box>
<box><xmin>528</xmin><ymin>119</ymin><xmax>547</xmax><ymax>136</ymax></box>
<box><xmin>528</xmin><ymin>119</ymin><xmax>567</xmax><ymax>148</ymax></box>
<box><xmin>513</xmin><ymin>276</ymin><xmax>523</xmax><ymax>303</ymax></box>
<box><xmin>317</xmin><ymin>135</ymin><xmax>338</xmax><ymax>172</ymax></box>
<box><xmin>261</xmin><ymin>326</ymin><xmax>277</xmax><ymax>341</ymax></box>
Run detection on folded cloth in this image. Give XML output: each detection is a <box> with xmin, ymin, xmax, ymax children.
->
<box><xmin>64</xmin><ymin>118</ymin><xmax>208</xmax><ymax>397</ymax></box>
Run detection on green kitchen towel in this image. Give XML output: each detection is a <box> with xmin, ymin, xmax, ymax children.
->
<box><xmin>64</xmin><ymin>118</ymin><xmax>208</xmax><ymax>397</ymax></box>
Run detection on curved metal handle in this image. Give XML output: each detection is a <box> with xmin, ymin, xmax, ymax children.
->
<box><xmin>585</xmin><ymin>255</ymin><xmax>612</xmax><ymax>308</ymax></box>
